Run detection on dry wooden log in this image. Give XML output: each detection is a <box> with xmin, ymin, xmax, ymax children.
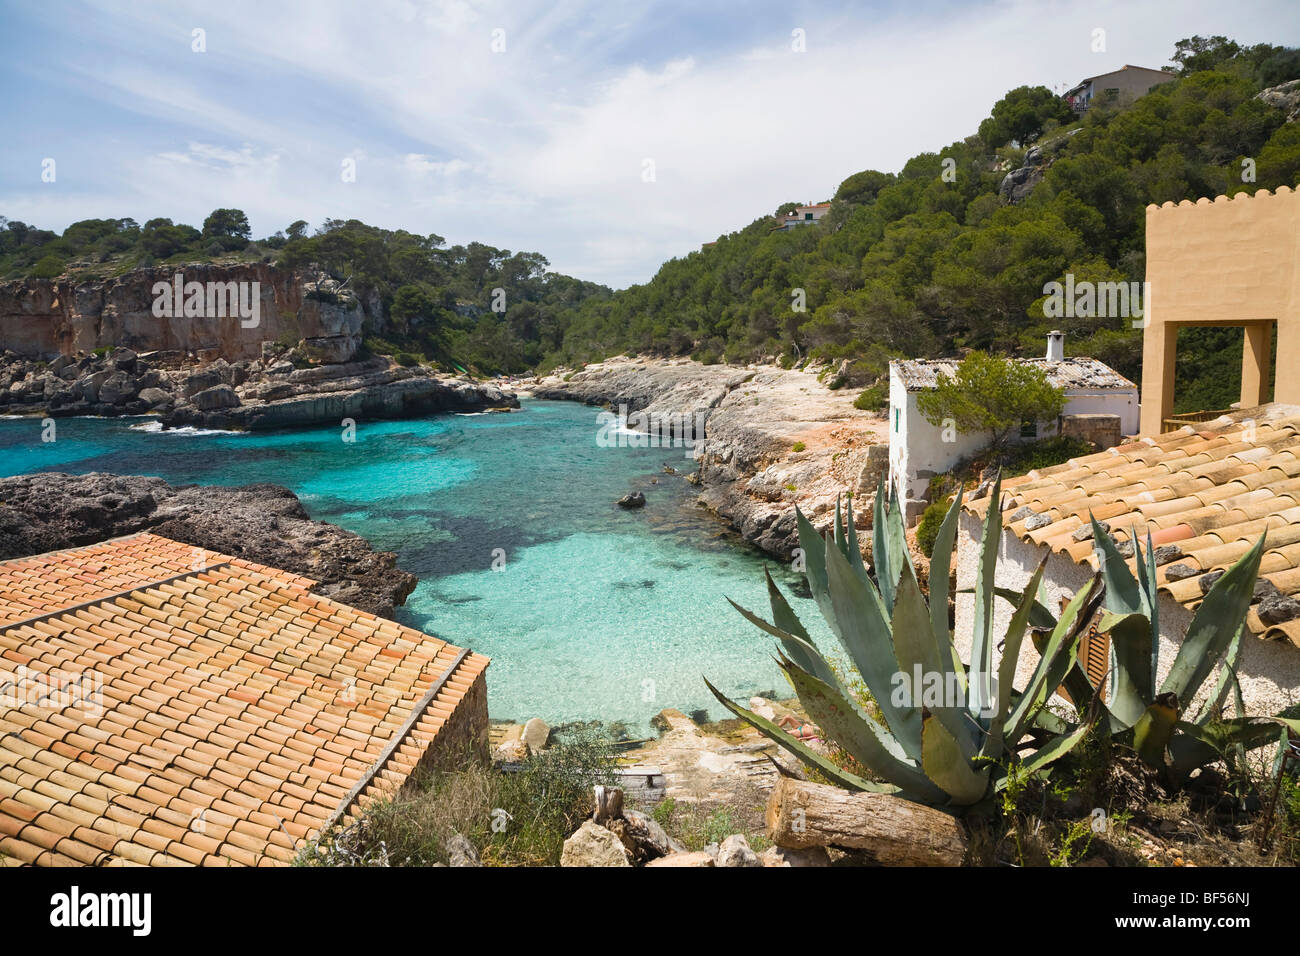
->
<box><xmin>766</xmin><ymin>777</ymin><xmax>968</xmax><ymax>866</ymax></box>
<box><xmin>593</xmin><ymin>785</ymin><xmax>624</xmax><ymax>823</ymax></box>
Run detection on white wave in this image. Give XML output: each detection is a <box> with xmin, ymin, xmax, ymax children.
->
<box><xmin>128</xmin><ymin>420</ymin><xmax>241</xmax><ymax>437</ymax></box>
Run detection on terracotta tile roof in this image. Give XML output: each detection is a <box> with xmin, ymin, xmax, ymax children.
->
<box><xmin>892</xmin><ymin>356</ymin><xmax>1136</xmax><ymax>392</ymax></box>
<box><xmin>963</xmin><ymin>407</ymin><xmax>1300</xmax><ymax>649</ymax></box>
<box><xmin>0</xmin><ymin>532</ymin><xmax>488</xmax><ymax>867</ymax></box>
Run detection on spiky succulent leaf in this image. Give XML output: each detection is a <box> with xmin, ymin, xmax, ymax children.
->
<box><xmin>763</xmin><ymin>567</ymin><xmax>813</xmax><ymax>644</ymax></box>
<box><xmin>891</xmin><ymin>561</ymin><xmax>978</xmax><ymax>757</ymax></box>
<box><xmin>822</xmin><ymin>535</ymin><xmax>924</xmax><ymax>755</ymax></box>
<box><xmin>1099</xmin><ymin>609</ymin><xmax>1155</xmax><ymax>729</ymax></box>
<box><xmin>1161</xmin><ymin>533</ymin><xmax>1266</xmax><ymax>703</ymax></box>
<box><xmin>1004</xmin><ymin>577</ymin><xmax>1093</xmax><ymax>745</ymax></box>
<box><xmin>1133</xmin><ymin>693</ymin><xmax>1180</xmax><ymax>769</ymax></box>
<box><xmin>926</xmin><ymin>485</ymin><xmax>965</xmax><ymax>648</ymax></box>
<box><xmin>922</xmin><ymin>717</ymin><xmax>990</xmax><ymax>806</ymax></box>
<box><xmin>779</xmin><ymin>658</ymin><xmax>947</xmax><ymax>801</ymax></box>
<box><xmin>1190</xmin><ymin>625</ymin><xmax>1243</xmax><ymax>726</ymax></box>
<box><xmin>703</xmin><ymin>677</ymin><xmax>889</xmax><ymax>793</ymax></box>
<box><xmin>968</xmin><ymin>475</ymin><xmax>1003</xmax><ymax>725</ymax></box>
<box><xmin>992</xmin><ymin>722</ymin><xmax>1093</xmax><ymax>792</ymax></box>
<box><xmin>727</xmin><ymin>597</ymin><xmax>838</xmax><ymax>689</ymax></box>
<box><xmin>1092</xmin><ymin>513</ymin><xmax>1142</xmax><ymax>616</ymax></box>
<box><xmin>984</xmin><ymin>555</ymin><xmax>1050</xmax><ymax>760</ymax></box>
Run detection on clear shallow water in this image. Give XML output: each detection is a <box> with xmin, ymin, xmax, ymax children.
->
<box><xmin>0</xmin><ymin>401</ymin><xmax>825</xmax><ymax>732</ymax></box>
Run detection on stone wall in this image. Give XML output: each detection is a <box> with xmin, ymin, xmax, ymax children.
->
<box><xmin>1061</xmin><ymin>412</ymin><xmax>1122</xmax><ymax>449</ymax></box>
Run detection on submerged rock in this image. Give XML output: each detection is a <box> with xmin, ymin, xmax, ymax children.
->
<box><xmin>616</xmin><ymin>491</ymin><xmax>646</xmax><ymax>509</ymax></box>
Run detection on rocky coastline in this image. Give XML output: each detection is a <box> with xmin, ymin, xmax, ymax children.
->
<box><xmin>532</xmin><ymin>357</ymin><xmax>886</xmax><ymax>557</ymax></box>
<box><xmin>0</xmin><ymin>344</ymin><xmax>517</xmax><ymax>430</ymax></box>
<box><xmin>0</xmin><ymin>472</ymin><xmax>415</xmax><ymax>618</ymax></box>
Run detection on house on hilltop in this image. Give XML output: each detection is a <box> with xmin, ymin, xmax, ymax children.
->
<box><xmin>1062</xmin><ymin>64</ymin><xmax>1173</xmax><ymax>111</ymax></box>
<box><xmin>887</xmin><ymin>332</ymin><xmax>1138</xmax><ymax>506</ymax></box>
<box><xmin>774</xmin><ymin>203</ymin><xmax>831</xmax><ymax>231</ymax></box>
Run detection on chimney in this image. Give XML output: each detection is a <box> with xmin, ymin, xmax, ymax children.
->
<box><xmin>1046</xmin><ymin>330</ymin><xmax>1065</xmax><ymax>363</ymax></box>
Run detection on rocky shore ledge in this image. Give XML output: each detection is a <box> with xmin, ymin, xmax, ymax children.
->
<box><xmin>0</xmin><ymin>344</ymin><xmax>517</xmax><ymax>430</ymax></box>
<box><xmin>0</xmin><ymin>472</ymin><xmax>416</xmax><ymax>617</ymax></box>
<box><xmin>532</xmin><ymin>357</ymin><xmax>886</xmax><ymax>557</ymax></box>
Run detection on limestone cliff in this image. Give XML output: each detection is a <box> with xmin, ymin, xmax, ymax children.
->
<box><xmin>0</xmin><ymin>264</ymin><xmax>365</xmax><ymax>363</ymax></box>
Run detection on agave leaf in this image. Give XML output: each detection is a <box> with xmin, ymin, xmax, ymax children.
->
<box><xmin>1092</xmin><ymin>513</ymin><xmax>1142</xmax><ymax>616</ymax></box>
<box><xmin>1004</xmin><ymin>577</ymin><xmax>1093</xmax><ymax>745</ymax></box>
<box><xmin>1132</xmin><ymin>693</ymin><xmax>1180</xmax><ymax>769</ymax></box>
<box><xmin>727</xmin><ymin>597</ymin><xmax>839</xmax><ymax>689</ymax></box>
<box><xmin>764</xmin><ymin>567</ymin><xmax>813</xmax><ymax>644</ymax></box>
<box><xmin>968</xmin><ymin>475</ymin><xmax>1003</xmax><ymax>725</ymax></box>
<box><xmin>872</xmin><ymin>475</ymin><xmax>896</xmax><ymax>616</ymax></box>
<box><xmin>1161</xmin><ymin>533</ymin><xmax>1266</xmax><ymax>703</ymax></box>
<box><xmin>1098</xmin><ymin>609</ymin><xmax>1155</xmax><ymax>729</ymax></box>
<box><xmin>891</xmin><ymin>561</ymin><xmax>978</xmax><ymax>757</ymax></box>
<box><xmin>843</xmin><ymin>493</ymin><xmax>871</xmax><ymax>588</ymax></box>
<box><xmin>1166</xmin><ymin>716</ymin><xmax>1300</xmax><ymax>783</ymax></box>
<box><xmin>796</xmin><ymin>506</ymin><xmax>833</xmax><ymax>620</ymax></box>
<box><xmin>926</xmin><ymin>485</ymin><xmax>965</xmax><ymax>648</ymax></box>
<box><xmin>983</xmin><ymin>555</ymin><xmax>1049</xmax><ymax>760</ymax></box>
<box><xmin>921</xmin><ymin>717</ymin><xmax>990</xmax><ymax>805</ymax></box>
<box><xmin>1190</xmin><ymin>625</ymin><xmax>1243</xmax><ymax>726</ymax></box>
<box><xmin>986</xmin><ymin>585</ymin><xmax>1057</xmax><ymax>630</ymax></box>
<box><xmin>780</xmin><ymin>658</ymin><xmax>948</xmax><ymax>802</ymax></box>
<box><xmin>703</xmin><ymin>677</ymin><xmax>890</xmax><ymax>793</ymax></box>
<box><xmin>822</xmin><ymin>535</ymin><xmax>924</xmax><ymax>755</ymax></box>
<box><xmin>1132</xmin><ymin>528</ymin><xmax>1160</xmax><ymax>679</ymax></box>
<box><xmin>885</xmin><ymin>480</ymin><xmax>914</xmax><ymax>600</ymax></box>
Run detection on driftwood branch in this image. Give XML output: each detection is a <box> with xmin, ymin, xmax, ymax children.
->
<box><xmin>766</xmin><ymin>777</ymin><xmax>968</xmax><ymax>866</ymax></box>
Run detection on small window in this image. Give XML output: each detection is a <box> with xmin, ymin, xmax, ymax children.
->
<box><xmin>805</xmin><ymin>212</ymin><xmax>813</xmax><ymax>220</ymax></box>
<box><xmin>1104</xmin><ymin>87</ymin><xmax>1119</xmax><ymax>100</ymax></box>
<box><xmin>1020</xmin><ymin>421</ymin><xmax>1037</xmax><ymax>438</ymax></box>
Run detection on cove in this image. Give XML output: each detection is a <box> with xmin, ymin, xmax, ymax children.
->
<box><xmin>0</xmin><ymin>400</ymin><xmax>827</xmax><ymax>732</ymax></box>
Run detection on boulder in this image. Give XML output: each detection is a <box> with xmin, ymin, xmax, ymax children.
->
<box><xmin>137</xmin><ymin>387</ymin><xmax>173</xmax><ymax>408</ymax></box>
<box><xmin>622</xmin><ymin>809</ymin><xmax>683</xmax><ymax>859</ymax></box>
<box><xmin>520</xmin><ymin>717</ymin><xmax>550</xmax><ymax>750</ymax></box>
<box><xmin>492</xmin><ymin>738</ymin><xmax>530</xmax><ymax>764</ymax></box>
<box><xmin>445</xmin><ymin>833</ymin><xmax>480</xmax><ymax>867</ymax></box>
<box><xmin>644</xmin><ymin>851</ymin><xmax>714</xmax><ymax>867</ymax></box>
<box><xmin>560</xmin><ymin>821</ymin><xmax>631</xmax><ymax>867</ymax></box>
<box><xmin>108</xmin><ymin>347</ymin><xmax>137</xmax><ymax>373</ymax></box>
<box><xmin>183</xmin><ymin>368</ymin><xmax>224</xmax><ymax>397</ymax></box>
<box><xmin>97</xmin><ymin>371</ymin><xmax>139</xmax><ymax>405</ymax></box>
<box><xmin>192</xmin><ymin>385</ymin><xmax>241</xmax><ymax>411</ymax></box>
<box><xmin>716</xmin><ymin>833</ymin><xmax>761</xmax><ymax>867</ymax></box>
<box><xmin>617</xmin><ymin>491</ymin><xmax>646</xmax><ymax>509</ymax></box>
<box><xmin>760</xmin><ymin>845</ymin><xmax>831</xmax><ymax>867</ymax></box>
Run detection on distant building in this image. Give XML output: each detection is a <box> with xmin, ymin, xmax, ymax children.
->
<box><xmin>774</xmin><ymin>202</ymin><xmax>831</xmax><ymax>231</ymax></box>
<box><xmin>887</xmin><ymin>332</ymin><xmax>1138</xmax><ymax>504</ymax></box>
<box><xmin>1063</xmin><ymin>64</ymin><xmax>1173</xmax><ymax>111</ymax></box>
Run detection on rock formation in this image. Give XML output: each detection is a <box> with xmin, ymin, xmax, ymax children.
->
<box><xmin>533</xmin><ymin>357</ymin><xmax>885</xmax><ymax>557</ymax></box>
<box><xmin>0</xmin><ymin>472</ymin><xmax>416</xmax><ymax>618</ymax></box>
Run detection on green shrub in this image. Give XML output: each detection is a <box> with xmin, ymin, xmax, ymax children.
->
<box><xmin>854</xmin><ymin>382</ymin><xmax>887</xmax><ymax>411</ymax></box>
<box><xmin>394</xmin><ymin>351</ymin><xmax>421</xmax><ymax>367</ymax></box>
<box><xmin>791</xmin><ymin>441</ymin><xmax>806</xmax><ymax>453</ymax></box>
<box><xmin>915</xmin><ymin>498</ymin><xmax>950</xmax><ymax>558</ymax></box>
<box><xmin>30</xmin><ymin>254</ymin><xmax>65</xmax><ymax>279</ymax></box>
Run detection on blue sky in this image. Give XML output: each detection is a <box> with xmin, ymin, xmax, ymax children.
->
<box><xmin>1</xmin><ymin>0</ymin><xmax>1297</xmax><ymax>288</ymax></box>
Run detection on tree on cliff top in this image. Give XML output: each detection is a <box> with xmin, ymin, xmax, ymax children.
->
<box><xmin>916</xmin><ymin>351</ymin><xmax>1065</xmax><ymax>451</ymax></box>
<box><xmin>977</xmin><ymin>85</ymin><xmax>1074</xmax><ymax>148</ymax></box>
<box><xmin>202</xmin><ymin>208</ymin><xmax>251</xmax><ymax>251</ymax></box>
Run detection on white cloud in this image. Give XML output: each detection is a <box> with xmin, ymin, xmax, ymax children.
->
<box><xmin>5</xmin><ymin>0</ymin><xmax>1300</xmax><ymax>286</ymax></box>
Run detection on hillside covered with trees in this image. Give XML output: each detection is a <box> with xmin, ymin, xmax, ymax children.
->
<box><xmin>548</xmin><ymin>36</ymin><xmax>1300</xmax><ymax>410</ymax></box>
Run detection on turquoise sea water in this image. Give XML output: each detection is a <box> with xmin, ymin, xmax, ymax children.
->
<box><xmin>0</xmin><ymin>401</ymin><xmax>825</xmax><ymax>732</ymax></box>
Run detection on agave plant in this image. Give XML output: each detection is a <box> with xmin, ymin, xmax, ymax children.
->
<box><xmin>1045</xmin><ymin>515</ymin><xmax>1300</xmax><ymax>784</ymax></box>
<box><xmin>705</xmin><ymin>476</ymin><xmax>1093</xmax><ymax>808</ymax></box>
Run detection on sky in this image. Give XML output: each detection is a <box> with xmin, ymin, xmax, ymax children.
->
<box><xmin>1</xmin><ymin>0</ymin><xmax>1297</xmax><ymax>289</ymax></box>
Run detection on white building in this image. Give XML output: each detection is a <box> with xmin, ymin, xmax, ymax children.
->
<box><xmin>887</xmin><ymin>333</ymin><xmax>1139</xmax><ymax>504</ymax></box>
<box><xmin>776</xmin><ymin>203</ymin><xmax>831</xmax><ymax>230</ymax></box>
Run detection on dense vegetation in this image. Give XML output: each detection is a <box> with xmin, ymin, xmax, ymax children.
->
<box><xmin>3</xmin><ymin>37</ymin><xmax>1298</xmax><ymax>403</ymax></box>
<box><xmin>546</xmin><ymin>37</ymin><xmax>1300</xmax><ymax>410</ymax></box>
